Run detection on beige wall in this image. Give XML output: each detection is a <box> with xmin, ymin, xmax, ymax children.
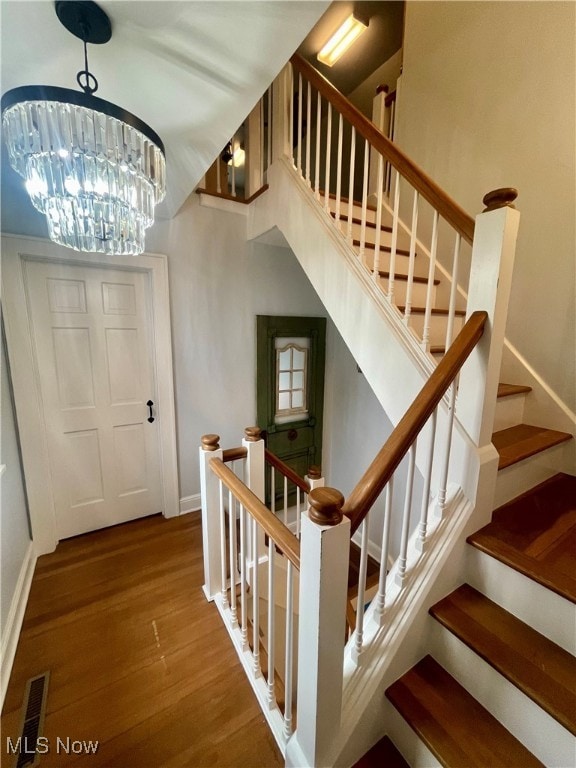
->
<box><xmin>396</xmin><ymin>1</ymin><xmax>575</xmax><ymax>411</ymax></box>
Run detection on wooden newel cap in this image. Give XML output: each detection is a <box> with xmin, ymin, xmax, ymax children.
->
<box><xmin>307</xmin><ymin>465</ymin><xmax>322</xmax><ymax>480</ymax></box>
<box><xmin>482</xmin><ymin>187</ymin><xmax>518</xmax><ymax>212</ymax></box>
<box><xmin>201</xmin><ymin>434</ymin><xmax>220</xmax><ymax>451</ymax></box>
<box><xmin>308</xmin><ymin>487</ymin><xmax>344</xmax><ymax>526</ymax></box>
<box><xmin>244</xmin><ymin>426</ymin><xmax>262</xmax><ymax>442</ymax></box>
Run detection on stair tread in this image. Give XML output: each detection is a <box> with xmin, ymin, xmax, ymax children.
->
<box><xmin>467</xmin><ymin>473</ymin><xmax>576</xmax><ymax>602</ymax></box>
<box><xmin>371</xmin><ymin>270</ymin><xmax>440</xmax><ymax>286</ymax></box>
<box><xmin>430</xmin><ymin>345</ymin><xmax>445</xmax><ymax>355</ymax></box>
<box><xmin>386</xmin><ymin>655</ymin><xmax>544</xmax><ymax>768</ymax></box>
<box><xmin>353</xmin><ymin>735</ymin><xmax>409</xmax><ymax>768</ymax></box>
<box><xmin>430</xmin><ymin>584</ymin><xmax>576</xmax><ymax>734</ymax></box>
<box><xmin>320</xmin><ymin>190</ymin><xmax>377</xmax><ymax>211</ymax></box>
<box><xmin>353</xmin><ymin>239</ymin><xmax>411</xmax><ymax>256</ymax></box>
<box><xmin>492</xmin><ymin>424</ymin><xmax>573</xmax><ymax>469</ymax></box>
<box><xmin>331</xmin><ymin>211</ymin><xmax>393</xmax><ymax>233</ymax></box>
<box><xmin>397</xmin><ymin>306</ymin><xmax>466</xmax><ymax>317</ymax></box>
<box><xmin>497</xmin><ymin>382</ymin><xmax>532</xmax><ymax>398</ymax></box>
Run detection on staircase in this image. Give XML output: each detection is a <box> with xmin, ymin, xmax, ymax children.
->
<box><xmin>356</xmin><ymin>449</ymin><xmax>575</xmax><ymax>767</ymax></box>
<box><xmin>200</xmin><ymin>55</ymin><xmax>575</xmax><ymax>768</ymax></box>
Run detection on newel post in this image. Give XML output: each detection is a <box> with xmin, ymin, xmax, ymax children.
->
<box><xmin>199</xmin><ymin>434</ymin><xmax>224</xmax><ymax>601</ymax></box>
<box><xmin>458</xmin><ymin>188</ymin><xmax>520</xmax><ymax>448</ymax></box>
<box><xmin>286</xmin><ymin>488</ymin><xmax>350</xmax><ymax>768</ymax></box>
<box><xmin>306</xmin><ymin>464</ymin><xmax>325</xmax><ymax>491</ymax></box>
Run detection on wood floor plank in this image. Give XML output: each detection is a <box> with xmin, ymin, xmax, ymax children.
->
<box><xmin>1</xmin><ymin>513</ymin><xmax>283</xmax><ymax>767</ymax></box>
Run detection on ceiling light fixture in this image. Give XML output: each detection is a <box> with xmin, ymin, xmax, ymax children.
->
<box><xmin>1</xmin><ymin>1</ymin><xmax>166</xmax><ymax>255</ymax></box>
<box><xmin>317</xmin><ymin>13</ymin><xmax>368</xmax><ymax>67</ymax></box>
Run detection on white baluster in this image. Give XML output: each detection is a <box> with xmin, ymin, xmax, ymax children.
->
<box><xmin>396</xmin><ymin>444</ymin><xmax>416</xmax><ymax>586</ymax></box>
<box><xmin>372</xmin><ymin>152</ymin><xmax>385</xmax><ymax>284</ymax></box>
<box><xmin>374</xmin><ymin>478</ymin><xmax>393</xmax><ymax>626</ymax></box>
<box><xmin>347</xmin><ymin>126</ymin><xmax>356</xmax><ymax>243</ymax></box>
<box><xmin>270</xmin><ymin>465</ymin><xmax>275</xmax><ymax>515</ymax></box>
<box><xmin>283</xmin><ymin>475</ymin><xmax>288</xmax><ymax>526</ymax></box>
<box><xmin>305</xmin><ymin>81</ymin><xmax>311</xmax><ymax>185</ymax></box>
<box><xmin>359</xmin><ymin>139</ymin><xmax>369</xmax><ymax>267</ymax></box>
<box><xmin>296</xmin><ymin>487</ymin><xmax>302</xmax><ymax>539</ymax></box>
<box><xmin>267</xmin><ymin>86</ymin><xmax>272</xmax><ymax>172</ymax></box>
<box><xmin>417</xmin><ymin>410</ymin><xmax>437</xmax><ymax>552</ymax></box>
<box><xmin>352</xmin><ymin>517</ymin><xmax>369</xmax><ymax>665</ymax></box>
<box><xmin>422</xmin><ymin>210</ymin><xmax>439</xmax><ymax>350</ymax></box>
<box><xmin>228</xmin><ymin>489</ymin><xmax>238</xmax><ymax>626</ymax></box>
<box><xmin>219</xmin><ymin>479</ymin><xmax>229</xmax><ymax>608</ymax></box>
<box><xmin>335</xmin><ymin>113</ymin><xmax>343</xmax><ymax>224</ymax></box>
<box><xmin>388</xmin><ymin>169</ymin><xmax>401</xmax><ymax>304</ymax></box>
<box><xmin>436</xmin><ymin>380</ymin><xmax>457</xmax><ymax>519</ymax></box>
<box><xmin>239</xmin><ymin>503</ymin><xmax>248</xmax><ymax>649</ymax></box>
<box><xmin>252</xmin><ymin>516</ymin><xmax>261</xmax><ymax>678</ymax></box>
<box><xmin>283</xmin><ymin>560</ymin><xmax>294</xmax><ymax>742</ymax></box>
<box><xmin>314</xmin><ymin>92</ymin><xmax>321</xmax><ymax>200</ymax></box>
<box><xmin>267</xmin><ymin>540</ymin><xmax>276</xmax><ymax>707</ymax></box>
<box><xmin>324</xmin><ymin>103</ymin><xmax>332</xmax><ymax>212</ymax></box>
<box><xmin>289</xmin><ymin>64</ymin><xmax>294</xmax><ymax>166</ymax></box>
<box><xmin>216</xmin><ymin>156</ymin><xmax>221</xmax><ymax>194</ymax></box>
<box><xmin>297</xmin><ymin>73</ymin><xmax>303</xmax><ymax>175</ymax></box>
<box><xmin>403</xmin><ymin>190</ymin><xmax>419</xmax><ymax>324</ymax></box>
<box><xmin>445</xmin><ymin>232</ymin><xmax>461</xmax><ymax>350</ymax></box>
<box><xmin>231</xmin><ymin>142</ymin><xmax>236</xmax><ymax>198</ymax></box>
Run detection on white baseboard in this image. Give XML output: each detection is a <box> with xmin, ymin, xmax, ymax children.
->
<box><xmin>179</xmin><ymin>494</ymin><xmax>201</xmax><ymax>515</ymax></box>
<box><xmin>1</xmin><ymin>541</ymin><xmax>36</xmax><ymax>711</ymax></box>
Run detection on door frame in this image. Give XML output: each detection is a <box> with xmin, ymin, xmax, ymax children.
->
<box><xmin>1</xmin><ymin>234</ymin><xmax>180</xmax><ymax>555</ymax></box>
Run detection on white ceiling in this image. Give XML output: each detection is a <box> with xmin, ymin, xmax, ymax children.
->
<box><xmin>0</xmin><ymin>0</ymin><xmax>330</xmax><ymax>237</ymax></box>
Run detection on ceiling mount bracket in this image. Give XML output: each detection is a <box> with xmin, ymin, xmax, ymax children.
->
<box><xmin>55</xmin><ymin>0</ymin><xmax>112</xmax><ymax>45</ymax></box>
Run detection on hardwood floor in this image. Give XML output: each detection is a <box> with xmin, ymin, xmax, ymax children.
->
<box><xmin>1</xmin><ymin>513</ymin><xmax>283</xmax><ymax>767</ymax></box>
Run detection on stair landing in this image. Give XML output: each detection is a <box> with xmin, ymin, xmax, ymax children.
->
<box><xmin>468</xmin><ymin>473</ymin><xmax>576</xmax><ymax>602</ymax></box>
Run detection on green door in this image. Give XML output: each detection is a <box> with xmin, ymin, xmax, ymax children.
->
<box><xmin>256</xmin><ymin>316</ymin><xmax>326</xmax><ymax>506</ymax></box>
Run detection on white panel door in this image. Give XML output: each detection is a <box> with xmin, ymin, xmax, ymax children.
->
<box><xmin>24</xmin><ymin>260</ymin><xmax>162</xmax><ymax>539</ymax></box>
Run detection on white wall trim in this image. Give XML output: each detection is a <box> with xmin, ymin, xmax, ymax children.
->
<box><xmin>1</xmin><ymin>234</ymin><xmax>180</xmax><ymax>555</ymax></box>
<box><xmin>179</xmin><ymin>494</ymin><xmax>201</xmax><ymax>514</ymax></box>
<box><xmin>197</xmin><ymin>193</ymin><xmax>249</xmax><ymax>217</ymax></box>
<box><xmin>0</xmin><ymin>542</ymin><xmax>36</xmax><ymax>710</ymax></box>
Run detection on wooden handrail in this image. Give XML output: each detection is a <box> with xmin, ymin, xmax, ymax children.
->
<box><xmin>222</xmin><ymin>446</ymin><xmax>248</xmax><ymax>463</ymax></box>
<box><xmin>290</xmin><ymin>54</ymin><xmax>475</xmax><ymax>246</ymax></box>
<box><xmin>264</xmin><ymin>448</ymin><xmax>310</xmax><ymax>493</ymax></box>
<box><xmin>342</xmin><ymin>311</ymin><xmax>488</xmax><ymax>533</ymax></box>
<box><xmin>210</xmin><ymin>457</ymin><xmax>301</xmax><ymax>569</ymax></box>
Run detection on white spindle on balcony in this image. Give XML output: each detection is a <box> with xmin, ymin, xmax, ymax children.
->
<box><xmin>374</xmin><ymin>478</ymin><xmax>393</xmax><ymax>627</ymax></box>
<box><xmin>305</xmin><ymin>81</ymin><xmax>311</xmax><ymax>185</ymax></box>
<box><xmin>417</xmin><ymin>410</ymin><xmax>437</xmax><ymax>551</ymax></box>
<box><xmin>335</xmin><ymin>113</ymin><xmax>343</xmax><ymax>224</ymax></box>
<box><xmin>396</xmin><ymin>443</ymin><xmax>416</xmax><ymax>586</ymax></box>
<box><xmin>296</xmin><ymin>72</ymin><xmax>303</xmax><ymax>176</ymax></box>
<box><xmin>267</xmin><ymin>542</ymin><xmax>276</xmax><ymax>706</ymax></box>
<box><xmin>315</xmin><ymin>92</ymin><xmax>321</xmax><ymax>200</ymax></box>
<box><xmin>347</xmin><ymin>126</ymin><xmax>356</xmax><ymax>243</ymax></box>
<box><xmin>403</xmin><ymin>190</ymin><xmax>419</xmax><ymax>325</ymax></box>
<box><xmin>352</xmin><ymin>517</ymin><xmax>369</xmax><ymax>665</ymax></box>
<box><xmin>422</xmin><ymin>210</ymin><xmax>440</xmax><ymax>350</ymax></box>
<box><xmin>359</xmin><ymin>138</ymin><xmax>369</xmax><ymax>267</ymax></box>
<box><xmin>388</xmin><ymin>168</ymin><xmax>401</xmax><ymax>305</ymax></box>
<box><xmin>324</xmin><ymin>102</ymin><xmax>332</xmax><ymax>213</ymax></box>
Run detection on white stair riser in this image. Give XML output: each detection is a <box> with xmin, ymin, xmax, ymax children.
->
<box><xmin>428</xmin><ymin>621</ymin><xmax>574</xmax><ymax>768</ymax></box>
<box><xmin>406</xmin><ymin>312</ymin><xmax>464</xmax><ymax>346</ymax></box>
<box><xmin>493</xmin><ymin>442</ymin><xmax>572</xmax><ymax>507</ymax></box>
<box><xmin>320</xmin><ymin>196</ymin><xmax>378</xmax><ymax>224</ymax></box>
<box><xmin>493</xmin><ymin>393</ymin><xmax>527</xmax><ymax>431</ymax></box>
<box><xmin>466</xmin><ymin>546</ymin><xmax>576</xmax><ymax>654</ymax></box>
<box><xmin>384</xmin><ymin>700</ymin><xmax>442</xmax><ymax>768</ymax></box>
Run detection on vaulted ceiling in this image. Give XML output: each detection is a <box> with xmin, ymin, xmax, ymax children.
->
<box><xmin>0</xmin><ymin>0</ymin><xmax>329</xmax><ymax>238</ymax></box>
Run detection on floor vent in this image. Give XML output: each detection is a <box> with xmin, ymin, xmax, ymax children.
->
<box><xmin>15</xmin><ymin>672</ymin><xmax>50</xmax><ymax>768</ymax></box>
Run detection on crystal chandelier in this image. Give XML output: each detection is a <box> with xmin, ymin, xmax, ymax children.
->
<box><xmin>1</xmin><ymin>1</ymin><xmax>166</xmax><ymax>256</ymax></box>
